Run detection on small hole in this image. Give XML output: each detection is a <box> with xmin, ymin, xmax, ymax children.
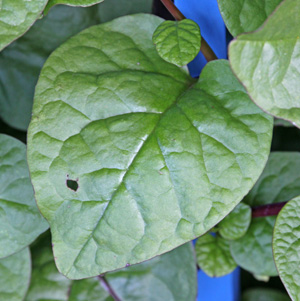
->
<box><xmin>66</xmin><ymin>179</ymin><xmax>78</xmax><ymax>192</ymax></box>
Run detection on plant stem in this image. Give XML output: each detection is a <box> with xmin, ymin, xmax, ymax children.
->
<box><xmin>98</xmin><ymin>275</ymin><xmax>121</xmax><ymax>301</ymax></box>
<box><xmin>160</xmin><ymin>0</ymin><xmax>218</xmax><ymax>62</ymax></box>
<box><xmin>252</xmin><ymin>201</ymin><xmax>287</xmax><ymax>218</ymax></box>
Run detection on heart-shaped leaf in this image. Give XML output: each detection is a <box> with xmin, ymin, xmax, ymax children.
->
<box><xmin>273</xmin><ymin>196</ymin><xmax>300</xmax><ymax>300</ymax></box>
<box><xmin>229</xmin><ymin>0</ymin><xmax>300</xmax><ymax>128</ymax></box>
<box><xmin>218</xmin><ymin>202</ymin><xmax>251</xmax><ymax>240</ymax></box>
<box><xmin>27</xmin><ymin>14</ymin><xmax>273</xmax><ymax>279</ymax></box>
<box><xmin>0</xmin><ymin>134</ymin><xmax>48</xmax><ymax>258</ymax></box>
<box><xmin>0</xmin><ymin>0</ymin><xmax>48</xmax><ymax>51</ymax></box>
<box><xmin>0</xmin><ymin>248</ymin><xmax>31</xmax><ymax>301</ymax></box>
<box><xmin>195</xmin><ymin>233</ymin><xmax>237</xmax><ymax>277</ymax></box>
<box><xmin>217</xmin><ymin>0</ymin><xmax>282</xmax><ymax>36</ymax></box>
<box><xmin>230</xmin><ymin>152</ymin><xmax>300</xmax><ymax>276</ymax></box>
<box><xmin>44</xmin><ymin>0</ymin><xmax>104</xmax><ymax>15</ymax></box>
<box><xmin>152</xmin><ymin>19</ymin><xmax>201</xmax><ymax>66</ymax></box>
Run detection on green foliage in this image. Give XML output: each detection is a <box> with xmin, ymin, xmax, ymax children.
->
<box><xmin>242</xmin><ymin>288</ymin><xmax>290</xmax><ymax>301</ymax></box>
<box><xmin>273</xmin><ymin>196</ymin><xmax>300</xmax><ymax>300</ymax></box>
<box><xmin>153</xmin><ymin>19</ymin><xmax>201</xmax><ymax>66</ymax></box>
<box><xmin>229</xmin><ymin>0</ymin><xmax>300</xmax><ymax>127</ymax></box>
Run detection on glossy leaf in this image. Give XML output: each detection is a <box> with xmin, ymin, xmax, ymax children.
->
<box><xmin>231</xmin><ymin>152</ymin><xmax>300</xmax><ymax>276</ymax></box>
<box><xmin>152</xmin><ymin>19</ymin><xmax>201</xmax><ymax>66</ymax></box>
<box><xmin>0</xmin><ymin>134</ymin><xmax>48</xmax><ymax>258</ymax></box>
<box><xmin>273</xmin><ymin>196</ymin><xmax>300</xmax><ymax>300</ymax></box>
<box><xmin>107</xmin><ymin>243</ymin><xmax>197</xmax><ymax>301</ymax></box>
<box><xmin>44</xmin><ymin>0</ymin><xmax>103</xmax><ymax>15</ymax></box>
<box><xmin>0</xmin><ymin>0</ymin><xmax>48</xmax><ymax>51</ymax></box>
<box><xmin>218</xmin><ymin>202</ymin><xmax>251</xmax><ymax>240</ymax></box>
<box><xmin>27</xmin><ymin>14</ymin><xmax>273</xmax><ymax>279</ymax></box>
<box><xmin>217</xmin><ymin>0</ymin><xmax>282</xmax><ymax>37</ymax></box>
<box><xmin>0</xmin><ymin>248</ymin><xmax>31</xmax><ymax>301</ymax></box>
<box><xmin>195</xmin><ymin>233</ymin><xmax>237</xmax><ymax>277</ymax></box>
<box><xmin>229</xmin><ymin>0</ymin><xmax>300</xmax><ymax>128</ymax></box>
<box><xmin>242</xmin><ymin>288</ymin><xmax>290</xmax><ymax>301</ymax></box>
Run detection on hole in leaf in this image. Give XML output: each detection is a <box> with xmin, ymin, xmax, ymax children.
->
<box><xmin>66</xmin><ymin>179</ymin><xmax>79</xmax><ymax>192</ymax></box>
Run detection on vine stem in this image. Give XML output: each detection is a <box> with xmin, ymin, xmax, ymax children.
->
<box><xmin>98</xmin><ymin>275</ymin><xmax>121</xmax><ymax>301</ymax></box>
<box><xmin>252</xmin><ymin>201</ymin><xmax>287</xmax><ymax>218</ymax></box>
<box><xmin>160</xmin><ymin>0</ymin><xmax>218</xmax><ymax>62</ymax></box>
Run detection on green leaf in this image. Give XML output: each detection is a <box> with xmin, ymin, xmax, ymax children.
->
<box><xmin>0</xmin><ymin>248</ymin><xmax>31</xmax><ymax>301</ymax></box>
<box><xmin>107</xmin><ymin>243</ymin><xmax>197</xmax><ymax>301</ymax></box>
<box><xmin>218</xmin><ymin>202</ymin><xmax>251</xmax><ymax>240</ymax></box>
<box><xmin>27</xmin><ymin>14</ymin><xmax>273</xmax><ymax>279</ymax></box>
<box><xmin>229</xmin><ymin>0</ymin><xmax>300</xmax><ymax>128</ymax></box>
<box><xmin>242</xmin><ymin>288</ymin><xmax>290</xmax><ymax>301</ymax></box>
<box><xmin>0</xmin><ymin>134</ymin><xmax>48</xmax><ymax>258</ymax></box>
<box><xmin>273</xmin><ymin>196</ymin><xmax>300</xmax><ymax>300</ymax></box>
<box><xmin>217</xmin><ymin>0</ymin><xmax>282</xmax><ymax>36</ymax></box>
<box><xmin>44</xmin><ymin>0</ymin><xmax>103</xmax><ymax>15</ymax></box>
<box><xmin>195</xmin><ymin>233</ymin><xmax>237</xmax><ymax>277</ymax></box>
<box><xmin>231</xmin><ymin>152</ymin><xmax>300</xmax><ymax>276</ymax></box>
<box><xmin>152</xmin><ymin>19</ymin><xmax>201</xmax><ymax>66</ymax></box>
<box><xmin>0</xmin><ymin>0</ymin><xmax>48</xmax><ymax>51</ymax></box>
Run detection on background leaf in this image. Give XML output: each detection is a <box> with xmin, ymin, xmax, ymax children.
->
<box><xmin>229</xmin><ymin>0</ymin><xmax>300</xmax><ymax>128</ymax></box>
<box><xmin>218</xmin><ymin>202</ymin><xmax>251</xmax><ymax>240</ymax></box>
<box><xmin>27</xmin><ymin>14</ymin><xmax>272</xmax><ymax>279</ymax></box>
<box><xmin>217</xmin><ymin>0</ymin><xmax>282</xmax><ymax>36</ymax></box>
<box><xmin>273</xmin><ymin>196</ymin><xmax>300</xmax><ymax>300</ymax></box>
<box><xmin>0</xmin><ymin>0</ymin><xmax>48</xmax><ymax>51</ymax></box>
<box><xmin>0</xmin><ymin>248</ymin><xmax>31</xmax><ymax>301</ymax></box>
<box><xmin>195</xmin><ymin>233</ymin><xmax>237</xmax><ymax>277</ymax></box>
<box><xmin>242</xmin><ymin>288</ymin><xmax>290</xmax><ymax>301</ymax></box>
<box><xmin>0</xmin><ymin>134</ymin><xmax>48</xmax><ymax>258</ymax></box>
<box><xmin>152</xmin><ymin>19</ymin><xmax>201</xmax><ymax>66</ymax></box>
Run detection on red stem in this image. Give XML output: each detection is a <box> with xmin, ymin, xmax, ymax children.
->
<box><xmin>98</xmin><ymin>275</ymin><xmax>121</xmax><ymax>301</ymax></box>
<box><xmin>252</xmin><ymin>201</ymin><xmax>287</xmax><ymax>218</ymax></box>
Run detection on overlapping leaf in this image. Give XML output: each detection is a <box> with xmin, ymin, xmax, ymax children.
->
<box><xmin>229</xmin><ymin>0</ymin><xmax>300</xmax><ymax>128</ymax></box>
<box><xmin>27</xmin><ymin>14</ymin><xmax>273</xmax><ymax>279</ymax></box>
<box><xmin>273</xmin><ymin>196</ymin><xmax>300</xmax><ymax>300</ymax></box>
<box><xmin>230</xmin><ymin>152</ymin><xmax>300</xmax><ymax>276</ymax></box>
<box><xmin>195</xmin><ymin>233</ymin><xmax>237</xmax><ymax>277</ymax></box>
<box><xmin>217</xmin><ymin>0</ymin><xmax>282</xmax><ymax>36</ymax></box>
<box><xmin>153</xmin><ymin>19</ymin><xmax>201</xmax><ymax>66</ymax></box>
<box><xmin>0</xmin><ymin>134</ymin><xmax>48</xmax><ymax>258</ymax></box>
<box><xmin>0</xmin><ymin>248</ymin><xmax>31</xmax><ymax>301</ymax></box>
<box><xmin>0</xmin><ymin>0</ymin><xmax>48</xmax><ymax>51</ymax></box>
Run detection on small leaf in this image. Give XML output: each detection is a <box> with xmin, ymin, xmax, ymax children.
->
<box><xmin>217</xmin><ymin>0</ymin><xmax>282</xmax><ymax>36</ymax></box>
<box><xmin>218</xmin><ymin>203</ymin><xmax>251</xmax><ymax>240</ymax></box>
<box><xmin>195</xmin><ymin>233</ymin><xmax>237</xmax><ymax>277</ymax></box>
<box><xmin>44</xmin><ymin>0</ymin><xmax>103</xmax><ymax>15</ymax></box>
<box><xmin>0</xmin><ymin>248</ymin><xmax>31</xmax><ymax>301</ymax></box>
<box><xmin>242</xmin><ymin>288</ymin><xmax>290</xmax><ymax>301</ymax></box>
<box><xmin>0</xmin><ymin>0</ymin><xmax>48</xmax><ymax>51</ymax></box>
<box><xmin>273</xmin><ymin>196</ymin><xmax>300</xmax><ymax>300</ymax></box>
<box><xmin>153</xmin><ymin>19</ymin><xmax>201</xmax><ymax>66</ymax></box>
<box><xmin>27</xmin><ymin>14</ymin><xmax>273</xmax><ymax>279</ymax></box>
<box><xmin>107</xmin><ymin>243</ymin><xmax>197</xmax><ymax>301</ymax></box>
<box><xmin>229</xmin><ymin>0</ymin><xmax>300</xmax><ymax>128</ymax></box>
<box><xmin>0</xmin><ymin>134</ymin><xmax>48</xmax><ymax>258</ymax></box>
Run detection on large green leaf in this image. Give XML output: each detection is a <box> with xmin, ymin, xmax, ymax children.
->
<box><xmin>231</xmin><ymin>152</ymin><xmax>300</xmax><ymax>276</ymax></box>
<box><xmin>27</xmin><ymin>14</ymin><xmax>273</xmax><ymax>279</ymax></box>
<box><xmin>273</xmin><ymin>196</ymin><xmax>300</xmax><ymax>300</ymax></box>
<box><xmin>152</xmin><ymin>19</ymin><xmax>201</xmax><ymax>66</ymax></box>
<box><xmin>0</xmin><ymin>5</ymin><xmax>99</xmax><ymax>130</ymax></box>
<box><xmin>0</xmin><ymin>0</ymin><xmax>48</xmax><ymax>51</ymax></box>
<box><xmin>44</xmin><ymin>0</ymin><xmax>103</xmax><ymax>15</ymax></box>
<box><xmin>217</xmin><ymin>0</ymin><xmax>282</xmax><ymax>37</ymax></box>
<box><xmin>0</xmin><ymin>248</ymin><xmax>31</xmax><ymax>301</ymax></box>
<box><xmin>229</xmin><ymin>0</ymin><xmax>300</xmax><ymax>128</ymax></box>
<box><xmin>242</xmin><ymin>288</ymin><xmax>290</xmax><ymax>301</ymax></box>
<box><xmin>107</xmin><ymin>243</ymin><xmax>197</xmax><ymax>301</ymax></box>
<box><xmin>0</xmin><ymin>134</ymin><xmax>48</xmax><ymax>258</ymax></box>
<box><xmin>195</xmin><ymin>233</ymin><xmax>237</xmax><ymax>277</ymax></box>
<box><xmin>218</xmin><ymin>202</ymin><xmax>251</xmax><ymax>240</ymax></box>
